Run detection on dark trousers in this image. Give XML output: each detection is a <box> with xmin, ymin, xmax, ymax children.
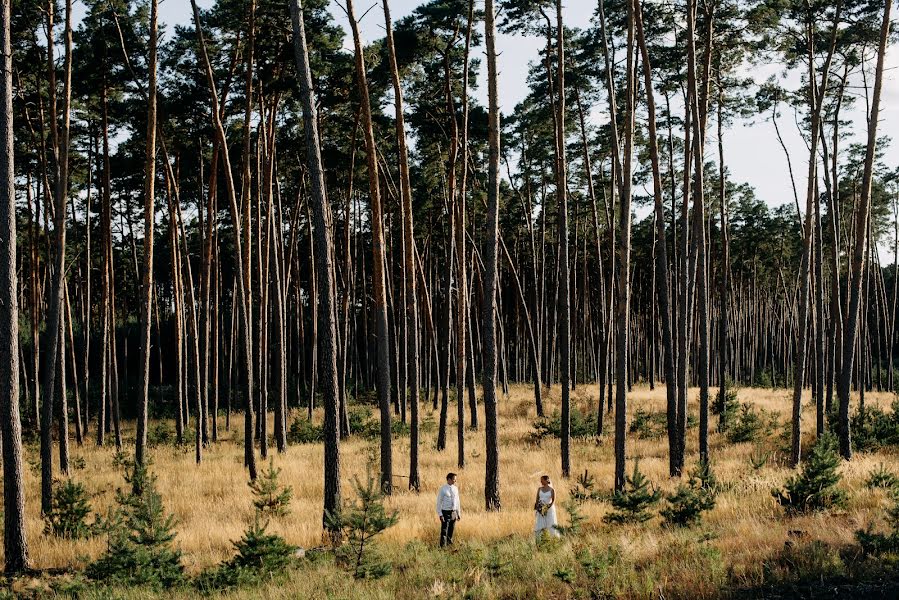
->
<box><xmin>439</xmin><ymin>510</ymin><xmax>456</xmax><ymax>547</ymax></box>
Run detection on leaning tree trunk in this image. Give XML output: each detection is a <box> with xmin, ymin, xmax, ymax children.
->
<box><xmin>191</xmin><ymin>0</ymin><xmax>257</xmax><ymax>480</ymax></box>
<box><xmin>0</xmin><ymin>0</ymin><xmax>31</xmax><ymax>572</ymax></box>
<box><xmin>382</xmin><ymin>0</ymin><xmax>421</xmax><ymax>492</ymax></box>
<box><xmin>614</xmin><ymin>0</ymin><xmax>636</xmax><ymax>492</ymax></box>
<box><xmin>635</xmin><ymin>0</ymin><xmax>677</xmax><ymax>478</ymax></box>
<box><xmin>346</xmin><ymin>0</ymin><xmax>393</xmax><ymax>494</ymax></box>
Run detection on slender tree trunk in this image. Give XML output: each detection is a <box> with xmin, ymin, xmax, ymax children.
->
<box><xmin>635</xmin><ymin>0</ymin><xmax>677</xmax><ymax>477</ymax></box>
<box><xmin>40</xmin><ymin>0</ymin><xmax>73</xmax><ymax>514</ymax></box>
<box><xmin>346</xmin><ymin>0</ymin><xmax>393</xmax><ymax>493</ymax></box>
<box><xmin>483</xmin><ymin>0</ymin><xmax>501</xmax><ymax>511</ymax></box>
<box><xmin>0</xmin><ymin>0</ymin><xmax>30</xmax><ymax>569</ymax></box>
<box><xmin>135</xmin><ymin>0</ymin><xmax>158</xmax><ymax>468</ymax></box>
<box><xmin>555</xmin><ymin>0</ymin><xmax>572</xmax><ymax>479</ymax></box>
<box><xmin>838</xmin><ymin>0</ymin><xmax>891</xmax><ymax>459</ymax></box>
<box><xmin>382</xmin><ymin>0</ymin><xmax>421</xmax><ymax>492</ymax></box>
<box><xmin>191</xmin><ymin>0</ymin><xmax>257</xmax><ymax>480</ymax></box>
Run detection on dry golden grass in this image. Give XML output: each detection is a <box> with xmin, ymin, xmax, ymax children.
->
<box><xmin>11</xmin><ymin>383</ymin><xmax>899</xmax><ymax>598</ymax></box>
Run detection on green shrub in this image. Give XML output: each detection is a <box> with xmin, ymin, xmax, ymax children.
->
<box><xmin>604</xmin><ymin>461</ymin><xmax>661</xmax><ymax>524</ymax></box>
<box><xmin>249</xmin><ymin>460</ymin><xmax>292</xmax><ymax>519</ymax></box>
<box><xmin>773</xmin><ymin>434</ymin><xmax>847</xmax><ymax>513</ymax></box>
<box><xmin>148</xmin><ymin>422</ymin><xmax>175</xmax><ymax>447</ymax></box>
<box><xmin>87</xmin><ymin>462</ymin><xmax>184</xmax><ymax>589</ymax></box>
<box><xmin>712</xmin><ymin>386</ymin><xmax>740</xmax><ymax>432</ymax></box>
<box><xmin>287</xmin><ymin>416</ymin><xmax>323</xmax><ymax>444</ymax></box>
<box><xmin>44</xmin><ymin>478</ymin><xmax>96</xmax><ymax>539</ymax></box>
<box><xmin>349</xmin><ymin>410</ymin><xmax>411</xmax><ymax>441</ymax></box>
<box><xmin>556</xmin><ymin>498</ymin><xmax>587</xmax><ymax>537</ymax></box>
<box><xmin>866</xmin><ymin>463</ymin><xmax>899</xmax><ymax>490</ymax></box>
<box><xmin>749</xmin><ymin>450</ymin><xmax>770</xmax><ymax>471</ymax></box>
<box><xmin>849</xmin><ymin>401</ymin><xmax>899</xmax><ymax>452</ymax></box>
<box><xmin>570</xmin><ymin>469</ymin><xmax>604</xmax><ymax>503</ymax></box>
<box><xmin>662</xmin><ymin>461</ymin><xmax>717</xmax><ymax>527</ymax></box>
<box><xmin>532</xmin><ymin>408</ymin><xmax>597</xmax><ymax>440</ymax></box>
<box><xmin>726</xmin><ymin>404</ymin><xmax>764</xmax><ymax>444</ymax></box>
<box><xmin>196</xmin><ymin>519</ymin><xmax>299</xmax><ymax>592</ymax></box>
<box><xmin>325</xmin><ymin>462</ymin><xmax>399</xmax><ymax>579</ymax></box>
<box><xmin>630</xmin><ymin>409</ymin><xmax>666</xmax><ymax>440</ymax></box>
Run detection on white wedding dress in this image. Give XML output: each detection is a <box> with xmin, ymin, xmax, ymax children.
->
<box><xmin>534</xmin><ymin>488</ymin><xmax>560</xmax><ymax>537</ymax></box>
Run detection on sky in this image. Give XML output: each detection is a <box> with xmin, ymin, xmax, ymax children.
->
<box><xmin>81</xmin><ymin>0</ymin><xmax>899</xmax><ymax>226</ymax></box>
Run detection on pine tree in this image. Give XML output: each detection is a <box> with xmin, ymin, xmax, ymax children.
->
<box><xmin>44</xmin><ymin>478</ymin><xmax>95</xmax><ymax>538</ymax></box>
<box><xmin>325</xmin><ymin>462</ymin><xmax>399</xmax><ymax>579</ymax></box>
<box><xmin>604</xmin><ymin>461</ymin><xmax>662</xmax><ymax>524</ymax></box>
<box><xmin>248</xmin><ymin>460</ymin><xmax>293</xmax><ymax>519</ymax></box>
<box><xmin>661</xmin><ymin>461</ymin><xmax>717</xmax><ymax>527</ymax></box>
<box><xmin>773</xmin><ymin>434</ymin><xmax>847</xmax><ymax>513</ymax></box>
<box><xmin>87</xmin><ymin>462</ymin><xmax>184</xmax><ymax>588</ymax></box>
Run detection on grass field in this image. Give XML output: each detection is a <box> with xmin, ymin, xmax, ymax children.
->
<box><xmin>8</xmin><ymin>383</ymin><xmax>899</xmax><ymax>598</ymax></box>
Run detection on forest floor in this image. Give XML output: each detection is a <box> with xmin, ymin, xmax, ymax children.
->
<box><xmin>8</xmin><ymin>383</ymin><xmax>899</xmax><ymax>599</ymax></box>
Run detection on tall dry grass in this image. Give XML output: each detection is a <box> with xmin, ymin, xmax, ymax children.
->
<box><xmin>10</xmin><ymin>383</ymin><xmax>899</xmax><ymax>598</ymax></box>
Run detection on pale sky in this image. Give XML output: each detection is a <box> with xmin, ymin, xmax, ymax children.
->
<box><xmin>81</xmin><ymin>0</ymin><xmax>899</xmax><ymax>230</ymax></box>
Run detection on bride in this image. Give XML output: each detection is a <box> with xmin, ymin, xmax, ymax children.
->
<box><xmin>533</xmin><ymin>475</ymin><xmax>560</xmax><ymax>538</ymax></box>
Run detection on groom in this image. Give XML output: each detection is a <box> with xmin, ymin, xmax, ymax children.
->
<box><xmin>436</xmin><ymin>472</ymin><xmax>461</xmax><ymax>547</ymax></box>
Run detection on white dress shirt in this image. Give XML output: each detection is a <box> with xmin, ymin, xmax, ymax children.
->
<box><xmin>436</xmin><ymin>483</ymin><xmax>461</xmax><ymax>515</ymax></box>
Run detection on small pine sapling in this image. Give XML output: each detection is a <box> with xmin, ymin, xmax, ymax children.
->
<box><xmin>325</xmin><ymin>461</ymin><xmax>399</xmax><ymax>579</ymax></box>
<box><xmin>773</xmin><ymin>434</ymin><xmax>847</xmax><ymax>513</ymax></box>
<box><xmin>44</xmin><ymin>478</ymin><xmax>96</xmax><ymax>539</ymax></box>
<box><xmin>856</xmin><ymin>491</ymin><xmax>899</xmax><ymax>556</ymax></box>
<box><xmin>604</xmin><ymin>461</ymin><xmax>662</xmax><ymax>524</ymax></box>
<box><xmin>87</xmin><ymin>461</ymin><xmax>184</xmax><ymax>588</ymax></box>
<box><xmin>249</xmin><ymin>459</ymin><xmax>293</xmax><ymax>519</ymax></box>
<box><xmin>866</xmin><ymin>464</ymin><xmax>899</xmax><ymax>490</ymax></box>
<box><xmin>662</xmin><ymin>460</ymin><xmax>717</xmax><ymax>527</ymax></box>
<box><xmin>570</xmin><ymin>469</ymin><xmax>602</xmax><ymax>503</ymax></box>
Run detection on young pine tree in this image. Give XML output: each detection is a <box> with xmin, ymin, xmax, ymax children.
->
<box><xmin>87</xmin><ymin>462</ymin><xmax>184</xmax><ymax>588</ymax></box>
<box><xmin>773</xmin><ymin>434</ymin><xmax>847</xmax><ymax>513</ymax></box>
<box><xmin>248</xmin><ymin>460</ymin><xmax>293</xmax><ymax>519</ymax></box>
<box><xmin>604</xmin><ymin>461</ymin><xmax>662</xmax><ymax>524</ymax></box>
<box><xmin>325</xmin><ymin>461</ymin><xmax>399</xmax><ymax>579</ymax></box>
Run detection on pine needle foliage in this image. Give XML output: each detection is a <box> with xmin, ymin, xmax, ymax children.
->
<box><xmin>604</xmin><ymin>461</ymin><xmax>662</xmax><ymax>524</ymax></box>
<box><xmin>866</xmin><ymin>463</ymin><xmax>899</xmax><ymax>490</ymax></box>
<box><xmin>87</xmin><ymin>461</ymin><xmax>184</xmax><ymax>589</ymax></box>
<box><xmin>325</xmin><ymin>462</ymin><xmax>399</xmax><ymax>579</ymax></box>
<box><xmin>856</xmin><ymin>491</ymin><xmax>899</xmax><ymax>556</ymax></box>
<box><xmin>570</xmin><ymin>469</ymin><xmax>603</xmax><ymax>502</ymax></box>
<box><xmin>662</xmin><ymin>460</ymin><xmax>717</xmax><ymax>527</ymax></box>
<box><xmin>773</xmin><ymin>434</ymin><xmax>847</xmax><ymax>513</ymax></box>
<box><xmin>196</xmin><ymin>517</ymin><xmax>299</xmax><ymax>592</ymax></box>
<box><xmin>249</xmin><ymin>459</ymin><xmax>293</xmax><ymax>519</ymax></box>
<box><xmin>44</xmin><ymin>478</ymin><xmax>96</xmax><ymax>539</ymax></box>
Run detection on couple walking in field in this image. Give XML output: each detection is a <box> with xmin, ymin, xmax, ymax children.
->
<box><xmin>435</xmin><ymin>473</ymin><xmax>560</xmax><ymax>547</ymax></box>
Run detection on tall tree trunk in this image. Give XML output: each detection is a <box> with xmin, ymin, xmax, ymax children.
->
<box><xmin>135</xmin><ymin>0</ymin><xmax>158</xmax><ymax>468</ymax></box>
<box><xmin>614</xmin><ymin>0</ymin><xmax>636</xmax><ymax>491</ymax></box>
<box><xmin>0</xmin><ymin>0</ymin><xmax>31</xmax><ymax>568</ymax></box>
<box><xmin>483</xmin><ymin>0</ymin><xmax>501</xmax><ymax>511</ymax></box>
<box><xmin>191</xmin><ymin>0</ymin><xmax>257</xmax><ymax>480</ymax></box>
<box><xmin>838</xmin><ymin>0</ymin><xmax>891</xmax><ymax>459</ymax></box>
<box><xmin>382</xmin><ymin>0</ymin><xmax>421</xmax><ymax>492</ymax></box>
<box><xmin>346</xmin><ymin>0</ymin><xmax>393</xmax><ymax>494</ymax></box>
<box><xmin>555</xmin><ymin>0</ymin><xmax>572</xmax><ymax>479</ymax></box>
<box><xmin>635</xmin><ymin>0</ymin><xmax>677</xmax><ymax>477</ymax></box>
<box><xmin>40</xmin><ymin>0</ymin><xmax>73</xmax><ymax>514</ymax></box>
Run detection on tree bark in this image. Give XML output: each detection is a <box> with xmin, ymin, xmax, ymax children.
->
<box><xmin>0</xmin><ymin>0</ymin><xmax>31</xmax><ymax>570</ymax></box>
<box><xmin>346</xmin><ymin>0</ymin><xmax>393</xmax><ymax>494</ymax></box>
